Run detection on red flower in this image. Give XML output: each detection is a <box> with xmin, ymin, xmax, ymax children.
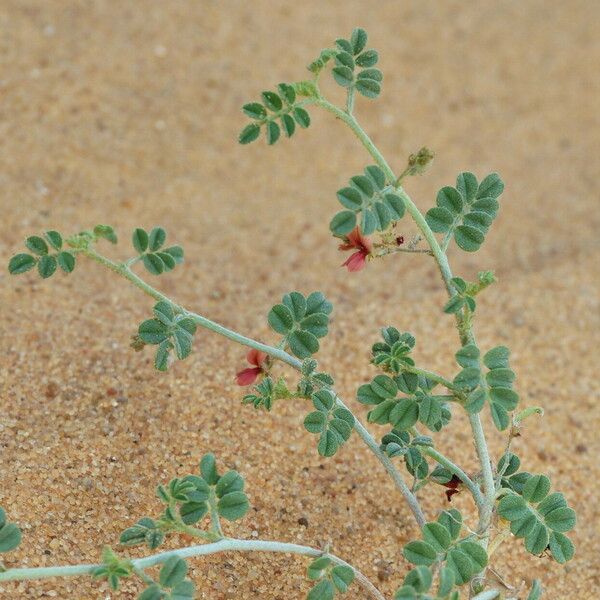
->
<box><xmin>442</xmin><ymin>474</ymin><xmax>462</xmax><ymax>502</ymax></box>
<box><xmin>339</xmin><ymin>227</ymin><xmax>373</xmax><ymax>272</ymax></box>
<box><xmin>235</xmin><ymin>349</ymin><xmax>267</xmax><ymax>386</ymax></box>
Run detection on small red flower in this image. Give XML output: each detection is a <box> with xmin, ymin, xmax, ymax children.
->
<box><xmin>442</xmin><ymin>474</ymin><xmax>462</xmax><ymax>502</ymax></box>
<box><xmin>339</xmin><ymin>227</ymin><xmax>373</xmax><ymax>272</ymax></box>
<box><xmin>235</xmin><ymin>349</ymin><xmax>267</xmax><ymax>386</ymax></box>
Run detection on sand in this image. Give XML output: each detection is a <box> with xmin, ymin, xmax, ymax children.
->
<box><xmin>0</xmin><ymin>1</ymin><xmax>598</xmax><ymax>598</ymax></box>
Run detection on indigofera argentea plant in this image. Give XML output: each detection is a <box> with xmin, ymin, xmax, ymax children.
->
<box><xmin>3</xmin><ymin>28</ymin><xmax>576</xmax><ymax>600</ymax></box>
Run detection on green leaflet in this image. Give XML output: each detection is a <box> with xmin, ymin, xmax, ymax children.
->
<box><xmin>425</xmin><ymin>172</ymin><xmax>504</xmax><ymax>252</ymax></box>
<box><xmin>267</xmin><ymin>291</ymin><xmax>332</xmax><ymax>359</ymax></box>
<box><xmin>330</xmin><ymin>165</ymin><xmax>404</xmax><ymax>236</ymax></box>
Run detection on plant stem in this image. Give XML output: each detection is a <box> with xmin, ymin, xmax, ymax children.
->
<box><xmin>80</xmin><ymin>248</ymin><xmax>425</xmax><ymax>528</ymax></box>
<box><xmin>402</xmin><ymin>366</ymin><xmax>460</xmax><ymax>394</ymax></box>
<box><xmin>412</xmin><ymin>437</ymin><xmax>484</xmax><ymax>508</ymax></box>
<box><xmin>0</xmin><ymin>538</ymin><xmax>386</xmax><ymax>600</ymax></box>
<box><xmin>315</xmin><ymin>98</ymin><xmax>496</xmax><ymax>539</ymax></box>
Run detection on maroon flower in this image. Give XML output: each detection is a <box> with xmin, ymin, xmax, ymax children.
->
<box><xmin>442</xmin><ymin>474</ymin><xmax>462</xmax><ymax>502</ymax></box>
<box><xmin>339</xmin><ymin>227</ymin><xmax>373</xmax><ymax>272</ymax></box>
<box><xmin>235</xmin><ymin>349</ymin><xmax>267</xmax><ymax>386</ymax></box>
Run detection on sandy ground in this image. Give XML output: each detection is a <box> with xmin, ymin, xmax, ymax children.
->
<box><xmin>0</xmin><ymin>1</ymin><xmax>598</xmax><ymax>598</ymax></box>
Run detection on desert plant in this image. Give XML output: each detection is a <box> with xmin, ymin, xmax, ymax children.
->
<box><xmin>2</xmin><ymin>28</ymin><xmax>575</xmax><ymax>599</ymax></box>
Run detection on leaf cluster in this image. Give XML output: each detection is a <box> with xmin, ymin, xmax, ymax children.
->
<box><xmin>239</xmin><ymin>83</ymin><xmax>311</xmax><ymax>145</ymax></box>
<box><xmin>454</xmin><ymin>344</ymin><xmax>519</xmax><ymax>430</ymax></box>
<box><xmin>242</xmin><ymin>376</ymin><xmax>293</xmax><ymax>411</ymax></box>
<box><xmin>303</xmin><ymin>389</ymin><xmax>355</xmax><ymax>457</ymax></box>
<box><xmin>329</xmin><ymin>165</ymin><xmax>405</xmax><ymax>236</ymax></box>
<box><xmin>443</xmin><ymin>271</ymin><xmax>496</xmax><ymax>315</ymax></box>
<box><xmin>397</xmin><ymin>510</ymin><xmax>488</xmax><ymax>598</ymax></box>
<box><xmin>138</xmin><ymin>556</ymin><xmax>195</xmax><ymax>600</ymax></box>
<box><xmin>425</xmin><ymin>172</ymin><xmax>504</xmax><ymax>252</ymax></box>
<box><xmin>380</xmin><ymin>429</ymin><xmax>435</xmax><ymax>482</ymax></box>
<box><xmin>92</xmin><ymin>546</ymin><xmax>133</xmax><ymax>591</ymax></box>
<box><xmin>359</xmin><ymin>372</ymin><xmax>451</xmax><ymax>434</ymax></box>
<box><xmin>296</xmin><ymin>358</ymin><xmax>335</xmax><ymax>399</ymax></box>
<box><xmin>137</xmin><ymin>302</ymin><xmax>198</xmax><ymax>371</ymax></box>
<box><xmin>306</xmin><ymin>556</ymin><xmax>355</xmax><ymax>600</ymax></box>
<box><xmin>120</xmin><ymin>454</ymin><xmax>249</xmax><ymax>551</ymax></box>
<box><xmin>497</xmin><ymin>474</ymin><xmax>576</xmax><ymax>563</ymax></box>
<box><xmin>371</xmin><ymin>327</ymin><xmax>417</xmax><ymax>373</ymax></box>
<box><xmin>268</xmin><ymin>291</ymin><xmax>332</xmax><ymax>359</ymax></box>
<box><xmin>131</xmin><ymin>227</ymin><xmax>184</xmax><ymax>275</ymax></box>
<box><xmin>8</xmin><ymin>231</ymin><xmax>76</xmax><ymax>278</ymax></box>
<box><xmin>330</xmin><ymin>28</ymin><xmax>382</xmax><ymax>99</ymax></box>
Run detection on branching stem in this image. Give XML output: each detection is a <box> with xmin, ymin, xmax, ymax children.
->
<box><xmin>0</xmin><ymin>538</ymin><xmax>386</xmax><ymax>600</ymax></box>
<box><xmin>314</xmin><ymin>95</ymin><xmax>496</xmax><ymax>545</ymax></box>
<box><xmin>80</xmin><ymin>248</ymin><xmax>426</xmax><ymax>528</ymax></box>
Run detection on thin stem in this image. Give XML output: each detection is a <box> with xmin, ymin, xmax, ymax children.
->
<box><xmin>80</xmin><ymin>248</ymin><xmax>425</xmax><ymax>528</ymax></box>
<box><xmin>346</xmin><ymin>88</ymin><xmax>355</xmax><ymax>114</ymax></box>
<box><xmin>373</xmin><ymin>245</ymin><xmax>433</xmax><ymax>257</ymax></box>
<box><xmin>315</xmin><ymin>97</ymin><xmax>496</xmax><ymax>540</ymax></box>
<box><xmin>0</xmin><ymin>538</ymin><xmax>386</xmax><ymax>600</ymax></box>
<box><xmin>415</xmin><ymin>440</ymin><xmax>484</xmax><ymax>508</ymax></box>
<box><xmin>315</xmin><ymin>98</ymin><xmax>455</xmax><ymax>296</ymax></box>
<box><xmin>402</xmin><ymin>366</ymin><xmax>460</xmax><ymax>394</ymax></box>
<box><xmin>208</xmin><ymin>491</ymin><xmax>225</xmax><ymax>539</ymax></box>
<box><xmin>351</xmin><ymin>410</ymin><xmax>425</xmax><ymax>527</ymax></box>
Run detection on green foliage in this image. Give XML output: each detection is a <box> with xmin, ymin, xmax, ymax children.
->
<box><xmin>137</xmin><ymin>557</ymin><xmax>195</xmax><ymax>600</ymax></box>
<box><xmin>497</xmin><ymin>477</ymin><xmax>576</xmax><ymax>563</ymax></box>
<box><xmin>306</xmin><ymin>555</ymin><xmax>355</xmax><ymax>599</ymax></box>
<box><xmin>8</xmin><ymin>230</ymin><xmax>77</xmax><ymax>278</ymax></box>
<box><xmin>131</xmin><ymin>227</ymin><xmax>184</xmax><ymax>275</ymax></box>
<box><xmin>0</xmin><ymin>507</ymin><xmax>22</xmax><ymax>553</ymax></box>
<box><xmin>358</xmin><ymin>372</ymin><xmax>451</xmax><ymax>433</ymax></box>
<box><xmin>331</xmin><ymin>28</ymin><xmax>382</xmax><ymax>99</ymax></box>
<box><xmin>527</xmin><ymin>580</ymin><xmax>543</xmax><ymax>600</ymax></box>
<box><xmin>380</xmin><ymin>429</ymin><xmax>436</xmax><ymax>482</ymax></box>
<box><xmin>267</xmin><ymin>291</ymin><xmax>332</xmax><ymax>359</ymax></box>
<box><xmin>371</xmin><ymin>327</ymin><xmax>416</xmax><ymax>373</ymax></box>
<box><xmin>443</xmin><ymin>271</ymin><xmax>496</xmax><ymax>314</ymax></box>
<box><xmin>120</xmin><ymin>454</ymin><xmax>249</xmax><ymax>553</ymax></box>
<box><xmin>329</xmin><ymin>165</ymin><xmax>405</xmax><ymax>236</ymax></box>
<box><xmin>137</xmin><ymin>302</ymin><xmax>198</xmax><ymax>370</ymax></box>
<box><xmin>242</xmin><ymin>376</ymin><xmax>293</xmax><ymax>411</ymax></box>
<box><xmin>296</xmin><ymin>358</ymin><xmax>335</xmax><ymax>399</ymax></box>
<box><xmin>399</xmin><ymin>511</ymin><xmax>488</xmax><ymax>597</ymax></box>
<box><xmin>454</xmin><ymin>343</ymin><xmax>519</xmax><ymax>431</ymax></box>
<box><xmin>93</xmin><ymin>224</ymin><xmax>118</xmax><ymax>244</ymax></box>
<box><xmin>92</xmin><ymin>546</ymin><xmax>133</xmax><ymax>591</ymax></box>
<box><xmin>425</xmin><ymin>172</ymin><xmax>504</xmax><ymax>252</ymax></box>
<box><xmin>239</xmin><ymin>82</ymin><xmax>313</xmax><ymax>145</ymax></box>
<box><xmin>303</xmin><ymin>389</ymin><xmax>355</xmax><ymax>457</ymax></box>
<box><xmin>120</xmin><ymin>517</ymin><xmax>165</xmax><ymax>550</ymax></box>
